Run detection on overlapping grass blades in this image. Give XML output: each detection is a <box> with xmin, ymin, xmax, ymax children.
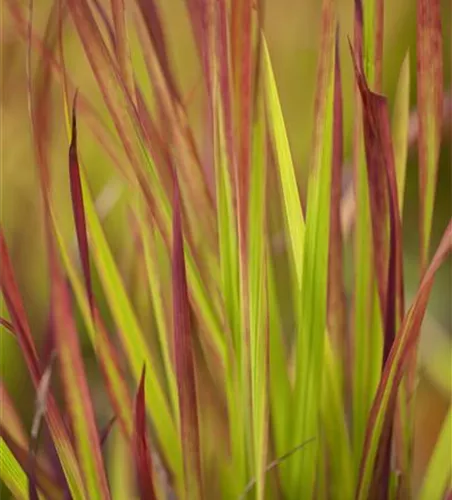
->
<box><xmin>1</xmin><ymin>0</ymin><xmax>450</xmax><ymax>498</ymax></box>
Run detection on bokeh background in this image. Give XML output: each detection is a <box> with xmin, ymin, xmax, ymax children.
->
<box><xmin>1</xmin><ymin>0</ymin><xmax>451</xmax><ymax>493</ymax></box>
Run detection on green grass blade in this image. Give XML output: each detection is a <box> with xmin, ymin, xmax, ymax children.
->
<box><xmin>263</xmin><ymin>38</ymin><xmax>305</xmax><ymax>288</ymax></box>
<box><xmin>0</xmin><ymin>438</ymin><xmax>29</xmax><ymax>500</ymax></box>
<box><xmin>289</xmin><ymin>1</ymin><xmax>336</xmax><ymax>495</ymax></box>
<box><xmin>248</xmin><ymin>91</ymin><xmax>268</xmax><ymax>500</ymax></box>
<box><xmin>79</xmin><ymin>167</ymin><xmax>182</xmax><ymax>479</ymax></box>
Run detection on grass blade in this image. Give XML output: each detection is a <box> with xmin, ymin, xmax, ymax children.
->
<box><xmin>290</xmin><ymin>1</ymin><xmax>336</xmax><ymax>494</ymax></box>
<box><xmin>417</xmin><ymin>0</ymin><xmax>443</xmax><ymax>272</ymax></box>
<box><xmin>351</xmin><ymin>0</ymin><xmax>385</xmax><ymax>469</ymax></box>
<box><xmin>51</xmin><ymin>267</ymin><xmax>110</xmax><ymax>500</ymax></box>
<box><xmin>357</xmin><ymin>220</ymin><xmax>452</xmax><ymax>500</ymax></box>
<box><xmin>172</xmin><ymin>177</ymin><xmax>202</xmax><ymax>498</ymax></box>
<box><xmin>133</xmin><ymin>367</ymin><xmax>157</xmax><ymax>500</ymax></box>
<box><xmin>392</xmin><ymin>54</ymin><xmax>410</xmax><ymax>214</ymax></box>
<box><xmin>263</xmin><ymin>38</ymin><xmax>304</xmax><ymax>288</ymax></box>
<box><xmin>327</xmin><ymin>33</ymin><xmax>348</xmax><ymax>387</ymax></box>
<box><xmin>0</xmin><ymin>230</ymin><xmax>84</xmax><ymax>499</ymax></box>
<box><xmin>69</xmin><ymin>93</ymin><xmax>94</xmax><ymax>316</ymax></box>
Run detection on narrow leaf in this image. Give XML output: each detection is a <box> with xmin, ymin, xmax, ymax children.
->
<box><xmin>133</xmin><ymin>367</ymin><xmax>157</xmax><ymax>500</ymax></box>
<box><xmin>290</xmin><ymin>1</ymin><xmax>336</xmax><ymax>495</ymax></box>
<box><xmin>69</xmin><ymin>93</ymin><xmax>94</xmax><ymax>316</ymax></box>
<box><xmin>357</xmin><ymin>220</ymin><xmax>452</xmax><ymax>500</ymax></box>
<box><xmin>417</xmin><ymin>0</ymin><xmax>443</xmax><ymax>271</ymax></box>
<box><xmin>51</xmin><ymin>269</ymin><xmax>110</xmax><ymax>500</ymax></box>
<box><xmin>173</xmin><ymin>177</ymin><xmax>202</xmax><ymax>498</ymax></box>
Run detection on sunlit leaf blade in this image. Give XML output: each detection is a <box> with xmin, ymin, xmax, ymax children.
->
<box><xmin>0</xmin><ymin>427</ymin><xmax>63</xmax><ymax>500</ymax></box>
<box><xmin>392</xmin><ymin>54</ymin><xmax>410</xmax><ymax>214</ymax></box>
<box><xmin>0</xmin><ymin>438</ymin><xmax>29</xmax><ymax>500</ymax></box>
<box><xmin>417</xmin><ymin>0</ymin><xmax>443</xmax><ymax>272</ymax></box>
<box><xmin>79</xmin><ymin>165</ymin><xmax>181</xmax><ymax>477</ymax></box>
<box><xmin>327</xmin><ymin>33</ymin><xmax>348</xmax><ymax>383</ymax></box>
<box><xmin>172</xmin><ymin>178</ymin><xmax>202</xmax><ymax>498</ymax></box>
<box><xmin>263</xmin><ymin>38</ymin><xmax>305</xmax><ymax>287</ymax></box>
<box><xmin>357</xmin><ymin>220</ymin><xmax>452</xmax><ymax>500</ymax></box>
<box><xmin>248</xmin><ymin>88</ymin><xmax>268</xmax><ymax>500</ymax></box>
<box><xmin>290</xmin><ymin>1</ymin><xmax>336</xmax><ymax>494</ymax></box>
<box><xmin>321</xmin><ymin>339</ymin><xmax>354</xmax><ymax>499</ymax></box>
<box><xmin>419</xmin><ymin>405</ymin><xmax>452</xmax><ymax>500</ymax></box>
<box><xmin>51</xmin><ymin>268</ymin><xmax>110</xmax><ymax>499</ymax></box>
<box><xmin>133</xmin><ymin>367</ymin><xmax>157</xmax><ymax>500</ymax></box>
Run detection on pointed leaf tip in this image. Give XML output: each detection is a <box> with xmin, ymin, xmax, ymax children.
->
<box><xmin>69</xmin><ymin>91</ymin><xmax>94</xmax><ymax>316</ymax></box>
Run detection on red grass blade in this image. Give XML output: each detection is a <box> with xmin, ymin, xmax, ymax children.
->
<box><xmin>349</xmin><ymin>42</ymin><xmax>405</xmax><ymax>366</ymax></box>
<box><xmin>417</xmin><ymin>0</ymin><xmax>443</xmax><ymax>272</ymax></box>
<box><xmin>0</xmin><ymin>230</ymin><xmax>42</xmax><ymax>383</ymax></box>
<box><xmin>172</xmin><ymin>177</ymin><xmax>202</xmax><ymax>498</ymax></box>
<box><xmin>51</xmin><ymin>267</ymin><xmax>111</xmax><ymax>500</ymax></box>
<box><xmin>133</xmin><ymin>366</ymin><xmax>157</xmax><ymax>500</ymax></box>
<box><xmin>69</xmin><ymin>93</ymin><xmax>94</xmax><ymax>316</ymax></box>
<box><xmin>357</xmin><ymin>220</ymin><xmax>452</xmax><ymax>500</ymax></box>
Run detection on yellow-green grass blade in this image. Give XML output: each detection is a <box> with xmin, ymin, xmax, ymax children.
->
<box><xmin>290</xmin><ymin>2</ymin><xmax>336</xmax><ymax>495</ymax></box>
<box><xmin>0</xmin><ymin>438</ymin><xmax>29</xmax><ymax>500</ymax></box>
<box><xmin>419</xmin><ymin>405</ymin><xmax>452</xmax><ymax>500</ymax></box>
<box><xmin>214</xmin><ymin>95</ymin><xmax>246</xmax><ymax>493</ymax></box>
<box><xmin>263</xmin><ymin>37</ymin><xmax>305</xmax><ymax>289</ymax></box>
<box><xmin>79</xmin><ymin>166</ymin><xmax>182</xmax><ymax>480</ymax></box>
<box><xmin>133</xmin><ymin>203</ymin><xmax>179</xmax><ymax>419</ymax></box>
<box><xmin>50</xmin><ymin>207</ymin><xmax>134</xmax><ymax>440</ymax></box>
<box><xmin>321</xmin><ymin>337</ymin><xmax>354</xmax><ymax>499</ymax></box>
<box><xmin>267</xmin><ymin>254</ymin><xmax>291</xmax><ymax>487</ymax></box>
<box><xmin>248</xmin><ymin>92</ymin><xmax>268</xmax><ymax>500</ymax></box>
<box><xmin>392</xmin><ymin>53</ymin><xmax>410</xmax><ymax>215</ymax></box>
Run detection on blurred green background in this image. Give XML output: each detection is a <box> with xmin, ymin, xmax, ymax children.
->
<box><xmin>1</xmin><ymin>0</ymin><xmax>451</xmax><ymax>488</ymax></box>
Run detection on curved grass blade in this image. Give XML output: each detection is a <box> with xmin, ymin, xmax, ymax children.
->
<box><xmin>172</xmin><ymin>177</ymin><xmax>202</xmax><ymax>499</ymax></box>
<box><xmin>133</xmin><ymin>366</ymin><xmax>157</xmax><ymax>500</ymax></box>
<box><xmin>417</xmin><ymin>0</ymin><xmax>443</xmax><ymax>272</ymax></box>
<box><xmin>0</xmin><ymin>438</ymin><xmax>30</xmax><ymax>500</ymax></box>
<box><xmin>356</xmin><ymin>220</ymin><xmax>452</xmax><ymax>500</ymax></box>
